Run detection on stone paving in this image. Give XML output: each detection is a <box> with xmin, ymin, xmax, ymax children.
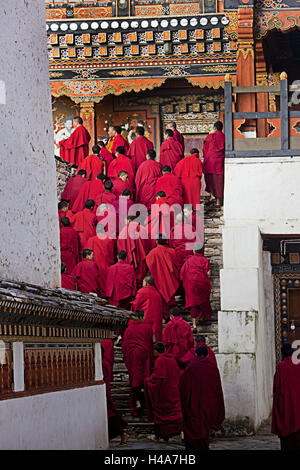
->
<box><xmin>110</xmin><ymin>420</ymin><xmax>280</xmax><ymax>451</ymax></box>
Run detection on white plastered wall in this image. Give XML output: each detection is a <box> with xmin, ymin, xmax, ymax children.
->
<box><xmin>218</xmin><ymin>156</ymin><xmax>300</xmax><ymax>429</ymax></box>
<box><xmin>0</xmin><ymin>0</ymin><xmax>60</xmax><ymax>287</ymax></box>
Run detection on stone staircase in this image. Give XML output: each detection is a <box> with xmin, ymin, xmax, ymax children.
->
<box><xmin>110</xmin><ymin>202</ymin><xmax>224</xmax><ymax>439</ymax></box>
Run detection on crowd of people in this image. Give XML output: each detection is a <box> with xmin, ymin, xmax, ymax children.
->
<box><xmin>58</xmin><ymin>116</ymin><xmax>226</xmax><ymax>451</ymax></box>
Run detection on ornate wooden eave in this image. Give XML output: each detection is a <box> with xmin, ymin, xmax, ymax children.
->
<box><xmin>0</xmin><ymin>278</ymin><xmax>129</xmax><ymax>341</ymax></box>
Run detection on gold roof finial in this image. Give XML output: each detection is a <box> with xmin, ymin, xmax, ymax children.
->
<box><xmin>280</xmin><ymin>71</ymin><xmax>288</xmax><ymax>80</ymax></box>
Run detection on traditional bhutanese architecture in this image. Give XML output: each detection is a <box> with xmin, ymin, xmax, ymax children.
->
<box><xmin>46</xmin><ymin>0</ymin><xmax>300</xmax><ymax>153</ymax></box>
<box><xmin>0</xmin><ymin>0</ymin><xmax>129</xmax><ymax>449</ymax></box>
<box><xmin>46</xmin><ymin>0</ymin><xmax>300</xmax><ymax>434</ymax></box>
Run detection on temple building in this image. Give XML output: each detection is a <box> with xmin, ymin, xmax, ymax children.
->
<box><xmin>45</xmin><ymin>0</ymin><xmax>300</xmax><ymax>434</ymax></box>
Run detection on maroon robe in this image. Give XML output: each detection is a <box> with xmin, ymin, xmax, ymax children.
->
<box><xmin>111</xmin><ymin>134</ymin><xmax>129</xmax><ymax>156</ymax></box>
<box><xmin>100</xmin><ymin>147</ymin><xmax>114</xmax><ymax>170</ymax></box>
<box><xmin>173</xmin><ymin>128</ymin><xmax>185</xmax><ymax>154</ymax></box>
<box><xmin>174</xmin><ymin>153</ymin><xmax>203</xmax><ymax>210</ymax></box>
<box><xmin>180</xmin><ymin>341</ymin><xmax>218</xmax><ymax>369</ymax></box>
<box><xmin>132</xmin><ymin>285</ymin><xmax>163</xmax><ymax>342</ymax></box>
<box><xmin>71</xmin><ymin>208</ymin><xmax>97</xmax><ymax>252</ymax></box>
<box><xmin>146</xmin><ymin>245</ymin><xmax>179</xmax><ymax>304</ymax></box>
<box><xmin>101</xmin><ymin>339</ymin><xmax>114</xmax><ymax>383</ymax></box>
<box><xmin>272</xmin><ymin>356</ymin><xmax>300</xmax><ymax>440</ymax></box>
<box><xmin>159</xmin><ymin>137</ymin><xmax>183</xmax><ymax>171</ymax></box>
<box><xmin>112</xmin><ymin>178</ymin><xmax>133</xmax><ymax>199</ymax></box>
<box><xmin>58</xmin><ymin>209</ymin><xmax>74</xmax><ymax>226</ymax></box>
<box><xmin>170</xmin><ymin>222</ymin><xmax>195</xmax><ymax>270</ymax></box>
<box><xmin>155</xmin><ymin>173</ymin><xmax>183</xmax><ymax>207</ymax></box>
<box><xmin>95</xmin><ymin>191</ymin><xmax>116</xmax><ymax>207</ymax></box>
<box><xmin>72</xmin><ymin>180</ymin><xmax>105</xmax><ymax>213</ymax></box>
<box><xmin>106</xmin><ymin>260</ymin><xmax>136</xmax><ymax>307</ymax></box>
<box><xmin>179</xmin><ymin>357</ymin><xmax>225</xmax><ymax>448</ymax></box>
<box><xmin>180</xmin><ymin>253</ymin><xmax>212</xmax><ymax>320</ymax></box>
<box><xmin>202</xmin><ymin>130</ymin><xmax>225</xmax><ymax>199</ymax></box>
<box><xmin>107</xmin><ymin>155</ymin><xmax>134</xmax><ymax>184</ymax></box>
<box><xmin>77</xmin><ymin>154</ymin><xmax>105</xmax><ymax>181</ymax></box>
<box><xmin>61</xmin><ymin>175</ymin><xmax>87</xmax><ymax>211</ymax></box>
<box><xmin>122</xmin><ymin>319</ymin><xmax>153</xmax><ymax>390</ymax></box>
<box><xmin>127</xmin><ymin>135</ymin><xmax>153</xmax><ymax>173</ymax></box>
<box><xmin>85</xmin><ymin>234</ymin><xmax>115</xmax><ymax>294</ymax></box>
<box><xmin>163</xmin><ymin>316</ymin><xmax>194</xmax><ymax>362</ymax></box>
<box><xmin>145</xmin><ymin>199</ymin><xmax>173</xmax><ymax>250</ymax></box>
<box><xmin>135</xmin><ymin>160</ymin><xmax>162</xmax><ymax>209</ymax></box>
<box><xmin>71</xmin><ymin>258</ymin><xmax>103</xmax><ymax>296</ymax></box>
<box><xmin>60</xmin><ymin>226</ymin><xmax>80</xmax><ymax>274</ymax></box>
<box><xmin>59</xmin><ymin>125</ymin><xmax>91</xmax><ymax>165</ymax></box>
<box><xmin>144</xmin><ymin>352</ymin><xmax>183</xmax><ymax>438</ymax></box>
<box><xmin>102</xmin><ymin>353</ymin><xmax>126</xmax><ymax>440</ymax></box>
<box><xmin>61</xmin><ymin>273</ymin><xmax>77</xmax><ymax>291</ymax></box>
<box><xmin>117</xmin><ymin>222</ymin><xmax>147</xmax><ymax>287</ymax></box>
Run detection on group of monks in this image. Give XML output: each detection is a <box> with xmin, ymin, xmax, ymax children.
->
<box><xmin>57</xmin><ymin>116</ymin><xmax>226</xmax><ymax>450</ymax></box>
<box><xmin>56</xmin><ymin>116</ymin><xmax>300</xmax><ymax>452</ymax></box>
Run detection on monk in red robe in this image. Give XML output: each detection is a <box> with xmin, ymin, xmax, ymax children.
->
<box><xmin>159</xmin><ymin>129</ymin><xmax>183</xmax><ymax>171</ymax></box>
<box><xmin>71</xmin><ymin>248</ymin><xmax>103</xmax><ymax>296</ymax></box>
<box><xmin>85</xmin><ymin>223</ymin><xmax>115</xmax><ymax>294</ymax></box>
<box><xmin>111</xmin><ymin>125</ymin><xmax>129</xmax><ymax>156</ymax></box>
<box><xmin>145</xmin><ymin>342</ymin><xmax>183</xmax><ymax>442</ymax></box>
<box><xmin>105</xmin><ymin>126</ymin><xmax>115</xmax><ymax>154</ymax></box>
<box><xmin>71</xmin><ymin>199</ymin><xmax>97</xmax><ymax>252</ymax></box>
<box><xmin>162</xmin><ymin>308</ymin><xmax>194</xmax><ymax>364</ymax></box>
<box><xmin>122</xmin><ymin>309</ymin><xmax>154</xmax><ymax>415</ymax></box>
<box><xmin>155</xmin><ymin>165</ymin><xmax>184</xmax><ymax>207</ymax></box>
<box><xmin>170</xmin><ymin>212</ymin><xmax>195</xmax><ymax>270</ymax></box>
<box><xmin>202</xmin><ymin>121</ymin><xmax>225</xmax><ymax>208</ymax></box>
<box><xmin>146</xmin><ymin>235</ymin><xmax>179</xmax><ymax>319</ymax></box>
<box><xmin>76</xmin><ymin>145</ymin><xmax>105</xmax><ymax>180</ymax></box>
<box><xmin>179</xmin><ymin>345</ymin><xmax>225</xmax><ymax>451</ymax></box>
<box><xmin>61</xmin><ymin>262</ymin><xmax>77</xmax><ymax>291</ymax></box>
<box><xmin>61</xmin><ymin>170</ymin><xmax>87</xmax><ymax>211</ymax></box>
<box><xmin>174</xmin><ymin>148</ymin><xmax>203</xmax><ymax>210</ymax></box>
<box><xmin>60</xmin><ymin>216</ymin><xmax>80</xmax><ymax>274</ymax></box>
<box><xmin>95</xmin><ymin>180</ymin><xmax>117</xmax><ymax>207</ymax></box>
<box><xmin>58</xmin><ymin>200</ymin><xmax>74</xmax><ymax>225</ymax></box>
<box><xmin>72</xmin><ymin>173</ymin><xmax>105</xmax><ymax>213</ymax></box>
<box><xmin>98</xmin><ymin>140</ymin><xmax>114</xmax><ymax>170</ymax></box>
<box><xmin>167</xmin><ymin>122</ymin><xmax>184</xmax><ymax>153</ymax></box>
<box><xmin>117</xmin><ymin>216</ymin><xmax>148</xmax><ymax>288</ymax></box>
<box><xmin>112</xmin><ymin>190</ymin><xmax>134</xmax><ymax>235</ymax></box>
<box><xmin>101</xmin><ymin>339</ymin><xmax>115</xmax><ymax>383</ymax></box>
<box><xmin>107</xmin><ymin>146</ymin><xmax>134</xmax><ymax>184</ymax></box>
<box><xmin>179</xmin><ymin>335</ymin><xmax>218</xmax><ymax>369</ymax></box>
<box><xmin>132</xmin><ymin>274</ymin><xmax>163</xmax><ymax>342</ymax></box>
<box><xmin>112</xmin><ymin>171</ymin><xmax>133</xmax><ymax>199</ymax></box>
<box><xmin>105</xmin><ymin>250</ymin><xmax>137</xmax><ymax>308</ymax></box>
<box><xmin>180</xmin><ymin>244</ymin><xmax>213</xmax><ymax>331</ymax></box>
<box><xmin>144</xmin><ymin>192</ymin><xmax>173</xmax><ymax>250</ymax></box>
<box><xmin>135</xmin><ymin>149</ymin><xmax>162</xmax><ymax>209</ymax></box>
<box><xmin>127</xmin><ymin>126</ymin><xmax>153</xmax><ymax>174</ymax></box>
<box><xmin>101</xmin><ymin>344</ymin><xmax>128</xmax><ymax>444</ymax></box>
<box><xmin>59</xmin><ymin>116</ymin><xmax>91</xmax><ymax>165</ymax></box>
<box><xmin>272</xmin><ymin>342</ymin><xmax>300</xmax><ymax>450</ymax></box>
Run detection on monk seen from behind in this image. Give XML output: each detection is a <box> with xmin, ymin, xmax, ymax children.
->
<box><xmin>144</xmin><ymin>342</ymin><xmax>183</xmax><ymax>443</ymax></box>
<box><xmin>179</xmin><ymin>346</ymin><xmax>225</xmax><ymax>452</ymax></box>
<box><xmin>122</xmin><ymin>309</ymin><xmax>154</xmax><ymax>416</ymax></box>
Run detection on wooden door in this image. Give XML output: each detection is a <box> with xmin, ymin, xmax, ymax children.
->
<box><xmin>288</xmin><ymin>288</ymin><xmax>300</xmax><ymax>342</ymax></box>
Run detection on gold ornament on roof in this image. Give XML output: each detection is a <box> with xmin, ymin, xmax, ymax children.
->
<box><xmin>280</xmin><ymin>72</ymin><xmax>288</xmax><ymax>80</ymax></box>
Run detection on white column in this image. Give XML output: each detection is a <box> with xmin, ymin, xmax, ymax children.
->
<box><xmin>12</xmin><ymin>342</ymin><xmax>24</xmax><ymax>392</ymax></box>
<box><xmin>94</xmin><ymin>343</ymin><xmax>103</xmax><ymax>381</ymax></box>
<box><xmin>0</xmin><ymin>0</ymin><xmax>60</xmax><ymax>288</ymax></box>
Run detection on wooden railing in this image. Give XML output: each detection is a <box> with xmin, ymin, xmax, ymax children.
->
<box><xmin>224</xmin><ymin>73</ymin><xmax>300</xmax><ymax>158</ymax></box>
<box><xmin>24</xmin><ymin>343</ymin><xmax>94</xmax><ymax>391</ymax></box>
